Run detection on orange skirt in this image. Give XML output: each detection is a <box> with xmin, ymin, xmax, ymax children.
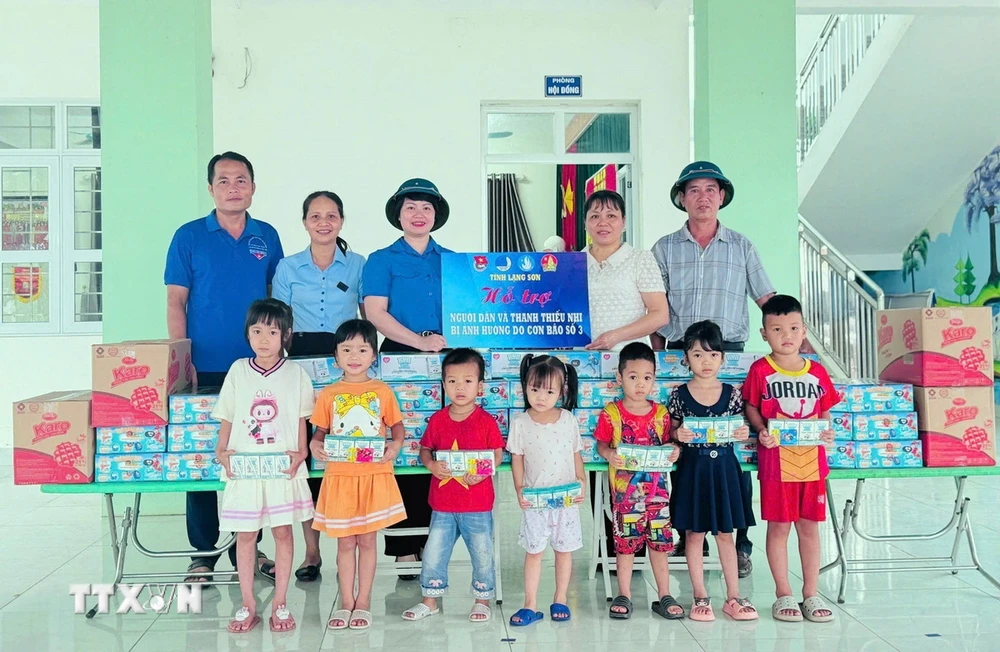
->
<box><xmin>313</xmin><ymin>465</ymin><xmax>406</xmax><ymax>538</ymax></box>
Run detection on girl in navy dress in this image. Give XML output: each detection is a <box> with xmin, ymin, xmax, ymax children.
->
<box><xmin>668</xmin><ymin>320</ymin><xmax>758</xmax><ymax>622</ymax></box>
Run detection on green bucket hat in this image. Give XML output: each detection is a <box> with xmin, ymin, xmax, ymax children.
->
<box><xmin>384</xmin><ymin>178</ymin><xmax>450</xmax><ymax>231</ymax></box>
<box><xmin>670</xmin><ymin>161</ymin><xmax>734</xmax><ymax>211</ymax></box>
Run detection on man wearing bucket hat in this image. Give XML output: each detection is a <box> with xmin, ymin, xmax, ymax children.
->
<box><xmin>362</xmin><ymin>177</ymin><xmax>454</xmax><ymax>575</ymax></box>
<box><xmin>652</xmin><ymin>161</ymin><xmax>775</xmax><ymax>577</ymax></box>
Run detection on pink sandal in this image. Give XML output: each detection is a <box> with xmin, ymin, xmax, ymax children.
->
<box><xmin>722</xmin><ymin>597</ymin><xmax>759</xmax><ymax>621</ymax></box>
<box><xmin>689</xmin><ymin>597</ymin><xmax>715</xmax><ymax>622</ymax></box>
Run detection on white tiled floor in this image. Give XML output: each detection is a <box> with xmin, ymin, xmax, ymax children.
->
<box><xmin>3</xmin><ymin>462</ymin><xmax>1000</xmax><ymax>651</ymax></box>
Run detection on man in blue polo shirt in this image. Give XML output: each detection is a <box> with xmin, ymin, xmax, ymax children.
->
<box><xmin>164</xmin><ymin>151</ymin><xmax>284</xmax><ymax>581</ymax></box>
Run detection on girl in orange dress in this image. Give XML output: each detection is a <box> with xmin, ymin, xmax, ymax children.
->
<box><xmin>310</xmin><ymin>319</ymin><xmax>406</xmax><ymax>631</ymax></box>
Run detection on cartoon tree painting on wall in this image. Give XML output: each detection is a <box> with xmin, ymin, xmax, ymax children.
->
<box><xmin>902</xmin><ymin>229</ymin><xmax>930</xmax><ymax>293</ymax></box>
<box><xmin>954</xmin><ymin>255</ymin><xmax>976</xmax><ymax>304</ymax></box>
<box><xmin>964</xmin><ymin>146</ymin><xmax>1000</xmax><ymax>288</ymax></box>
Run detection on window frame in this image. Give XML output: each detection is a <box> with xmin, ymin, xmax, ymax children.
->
<box><xmin>0</xmin><ymin>100</ymin><xmax>101</xmax><ymax>336</ymax></box>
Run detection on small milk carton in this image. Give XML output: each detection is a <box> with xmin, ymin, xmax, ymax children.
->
<box><xmin>96</xmin><ymin>425</ymin><xmax>167</xmax><ymax>454</ymax></box>
<box><xmin>856</xmin><ymin>441</ymin><xmax>923</xmax><ymax>469</ymax></box>
<box><xmin>915</xmin><ymin>386</ymin><xmax>996</xmax><ymax>467</ymax></box>
<box><xmin>228</xmin><ymin>453</ymin><xmax>291</xmax><ymax>480</ymax></box>
<box><xmin>852</xmin><ymin>412</ymin><xmax>918</xmax><ymax>441</ymax></box>
<box><xmin>168</xmin><ymin>389</ymin><xmax>220</xmax><ymax>424</ymax></box>
<box><xmin>91</xmin><ymin>339</ymin><xmax>193</xmax><ymax>426</ymax></box>
<box><xmin>832</xmin><ymin>380</ymin><xmax>914</xmax><ymax>412</ymax></box>
<box><xmin>379</xmin><ymin>354</ymin><xmax>445</xmax><ymax>381</ymax></box>
<box><xmin>876</xmin><ymin>307</ymin><xmax>994</xmax><ymax>387</ymax></box>
<box><xmin>770</xmin><ymin>419</ymin><xmax>831</xmax><ymax>446</ymax></box>
<box><xmin>616</xmin><ymin>443</ymin><xmax>677</xmax><ymax>471</ymax></box>
<box><xmin>96</xmin><ymin>453</ymin><xmax>165</xmax><ymax>483</ymax></box>
<box><xmin>324</xmin><ymin>436</ymin><xmax>386</xmax><ymax>462</ymax></box>
<box><xmin>12</xmin><ymin>391</ymin><xmax>94</xmax><ymax>485</ymax></box>
<box><xmin>401</xmin><ymin>411</ymin><xmax>434</xmax><ymax>440</ymax></box>
<box><xmin>830</xmin><ymin>413</ymin><xmax>854</xmax><ymax>440</ymax></box>
<box><xmin>523</xmin><ymin>482</ymin><xmax>583</xmax><ymax>509</ymax></box>
<box><xmin>824</xmin><ymin>441</ymin><xmax>857</xmax><ymax>468</ymax></box>
<box><xmin>389</xmin><ymin>382</ymin><xmax>443</xmax><ymax>411</ymax></box>
<box><xmin>167</xmin><ymin>423</ymin><xmax>220</xmax><ymax>452</ymax></box>
<box><xmin>577</xmin><ymin>380</ymin><xmax>624</xmax><ymax>408</ymax></box>
<box><xmin>435</xmin><ymin>450</ymin><xmax>496</xmax><ymax>477</ymax></box>
<box><xmin>164</xmin><ymin>452</ymin><xmax>222</xmax><ymax>481</ymax></box>
<box><xmin>686</xmin><ymin>416</ymin><xmax>745</xmax><ymax>444</ymax></box>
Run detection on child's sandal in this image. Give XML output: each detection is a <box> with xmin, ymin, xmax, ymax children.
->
<box><xmin>688</xmin><ymin>597</ymin><xmax>715</xmax><ymax>622</ymax></box>
<box><xmin>722</xmin><ymin>597</ymin><xmax>758</xmax><ymax>621</ymax></box>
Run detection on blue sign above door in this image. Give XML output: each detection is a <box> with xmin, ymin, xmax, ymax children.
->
<box><xmin>545</xmin><ymin>76</ymin><xmax>582</xmax><ymax>98</ymax></box>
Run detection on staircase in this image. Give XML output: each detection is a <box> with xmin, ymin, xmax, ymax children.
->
<box><xmin>799</xmin><ymin>215</ymin><xmax>884</xmax><ymax>380</ymax></box>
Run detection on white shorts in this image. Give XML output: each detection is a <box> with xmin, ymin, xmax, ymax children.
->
<box><xmin>518</xmin><ymin>506</ymin><xmax>583</xmax><ymax>554</ymax></box>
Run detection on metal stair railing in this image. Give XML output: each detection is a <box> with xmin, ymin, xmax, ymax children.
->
<box><xmin>799</xmin><ymin>215</ymin><xmax>885</xmax><ymax>379</ymax></box>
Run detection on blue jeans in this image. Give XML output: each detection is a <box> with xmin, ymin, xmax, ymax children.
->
<box><xmin>420</xmin><ymin>510</ymin><xmax>495</xmax><ymax>599</ymax></box>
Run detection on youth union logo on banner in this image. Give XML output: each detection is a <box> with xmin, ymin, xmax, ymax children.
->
<box><xmin>441</xmin><ymin>252</ymin><xmax>591</xmax><ymax>348</ymax></box>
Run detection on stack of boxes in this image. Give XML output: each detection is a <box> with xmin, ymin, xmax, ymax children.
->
<box><xmin>165</xmin><ymin>389</ymin><xmax>223</xmax><ymax>481</ymax></box>
<box><xmin>90</xmin><ymin>339</ymin><xmax>223</xmax><ymax>482</ymax></box>
<box><xmin>877</xmin><ymin>307</ymin><xmax>996</xmax><ymax>468</ymax></box>
<box><xmin>12</xmin><ymin>391</ymin><xmax>95</xmax><ymax>485</ymax></box>
<box><xmin>827</xmin><ymin>380</ymin><xmax>920</xmax><ymax>468</ymax></box>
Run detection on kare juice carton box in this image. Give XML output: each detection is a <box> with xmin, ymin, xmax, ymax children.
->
<box><xmin>92</xmin><ymin>339</ymin><xmax>193</xmax><ymax>427</ymax></box>
<box><xmin>824</xmin><ymin>441</ymin><xmax>857</xmax><ymax>468</ymax></box>
<box><xmin>832</xmin><ymin>380</ymin><xmax>914</xmax><ymax>412</ymax></box>
<box><xmin>167</xmin><ymin>423</ymin><xmax>220</xmax><ymax>452</ymax></box>
<box><xmin>12</xmin><ymin>390</ymin><xmax>94</xmax><ymax>485</ymax></box>
<box><xmin>389</xmin><ymin>382</ymin><xmax>443</xmax><ymax>411</ymax></box>
<box><xmin>852</xmin><ymin>412</ymin><xmax>918</xmax><ymax>441</ymax></box>
<box><xmin>856</xmin><ymin>441</ymin><xmax>923</xmax><ymax>469</ymax></box>
<box><xmin>379</xmin><ymin>354</ymin><xmax>445</xmax><ymax>381</ymax></box>
<box><xmin>877</xmin><ymin>307</ymin><xmax>993</xmax><ymax>387</ymax></box>
<box><xmin>164</xmin><ymin>452</ymin><xmax>222</xmax><ymax>481</ymax></box>
<box><xmin>96</xmin><ymin>453</ymin><xmax>164</xmax><ymax>483</ymax></box>
<box><xmin>168</xmin><ymin>388</ymin><xmax>219</xmax><ymax>424</ymax></box>
<box><xmin>96</xmin><ymin>425</ymin><xmax>167</xmax><ymax>454</ymax></box>
<box><xmin>830</xmin><ymin>413</ymin><xmax>854</xmax><ymax>441</ymax></box>
<box><xmin>915</xmin><ymin>387</ymin><xmax>996</xmax><ymax>467</ymax></box>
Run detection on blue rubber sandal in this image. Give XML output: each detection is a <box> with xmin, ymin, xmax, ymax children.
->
<box><xmin>509</xmin><ymin>608</ymin><xmax>544</xmax><ymax>627</ymax></box>
<box><xmin>550</xmin><ymin>603</ymin><xmax>571</xmax><ymax>622</ymax></box>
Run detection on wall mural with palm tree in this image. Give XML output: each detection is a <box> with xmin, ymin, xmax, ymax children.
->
<box><xmin>869</xmin><ymin>145</ymin><xmax>1000</xmax><ymax>376</ymax></box>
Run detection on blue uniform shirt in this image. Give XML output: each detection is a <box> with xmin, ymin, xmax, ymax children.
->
<box><xmin>362</xmin><ymin>237</ymin><xmax>452</xmax><ymax>334</ymax></box>
<box><xmin>272</xmin><ymin>246</ymin><xmax>365</xmax><ymax>333</ymax></box>
<box><xmin>164</xmin><ymin>210</ymin><xmax>284</xmax><ymax>373</ymax></box>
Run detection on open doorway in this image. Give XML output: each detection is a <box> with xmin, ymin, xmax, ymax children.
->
<box><xmin>482</xmin><ymin>105</ymin><xmax>638</xmax><ymax>253</ymax></box>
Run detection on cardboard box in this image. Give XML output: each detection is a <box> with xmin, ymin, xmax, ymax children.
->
<box><xmin>380</xmin><ymin>354</ymin><xmax>445</xmax><ymax>381</ymax></box>
<box><xmin>830</xmin><ymin>412</ymin><xmax>854</xmax><ymax>440</ymax></box>
<box><xmin>96</xmin><ymin>425</ymin><xmax>167</xmax><ymax>454</ymax></box>
<box><xmin>576</xmin><ymin>408</ymin><xmax>603</xmax><ymax>436</ymax></box>
<box><xmin>833</xmin><ymin>380</ymin><xmax>914</xmax><ymax>412</ymax></box>
<box><xmin>401</xmin><ymin>411</ymin><xmax>434</xmax><ymax>440</ymax></box>
<box><xmin>577</xmin><ymin>380</ymin><xmax>624</xmax><ymax>408</ymax></box>
<box><xmin>485</xmin><ymin>408</ymin><xmax>509</xmax><ymax>437</ymax></box>
<box><xmin>877</xmin><ymin>307</ymin><xmax>993</xmax><ymax>387</ymax></box>
<box><xmin>490</xmin><ymin>350</ymin><xmax>601</xmax><ymax>379</ymax></box>
<box><xmin>579</xmin><ymin>435</ymin><xmax>603</xmax><ymax>463</ymax></box>
<box><xmin>734</xmin><ymin>440</ymin><xmax>758</xmax><ymax>464</ymax></box>
<box><xmin>394</xmin><ymin>450</ymin><xmax>423</xmax><ymax>468</ymax></box>
<box><xmin>718</xmin><ymin>353</ymin><xmax>765</xmax><ymax>380</ymax></box>
<box><xmin>654</xmin><ymin>352</ymin><xmax>690</xmax><ymax>379</ymax></box>
<box><xmin>167</xmin><ymin>423</ymin><xmax>220</xmax><ymax>452</ymax></box>
<box><xmin>388</xmin><ymin>381</ymin><xmax>443</xmax><ymax>411</ymax></box>
<box><xmin>852</xmin><ymin>412</ymin><xmax>918</xmax><ymax>441</ymax></box>
<box><xmin>475</xmin><ymin>380</ymin><xmax>510</xmax><ymax>409</ymax></box>
<box><xmin>12</xmin><ymin>390</ymin><xmax>94</xmax><ymax>485</ymax></box>
<box><xmin>164</xmin><ymin>452</ymin><xmax>222</xmax><ymax>481</ymax></box>
<box><xmin>168</xmin><ymin>389</ymin><xmax>220</xmax><ymax>424</ymax></box>
<box><xmin>599</xmin><ymin>352</ymin><xmax>620</xmax><ymax>378</ymax></box>
<box><xmin>915</xmin><ymin>387</ymin><xmax>996</xmax><ymax>467</ymax></box>
<box><xmin>92</xmin><ymin>340</ymin><xmax>193</xmax><ymax>427</ymax></box>
<box><xmin>824</xmin><ymin>441</ymin><xmax>857</xmax><ymax>468</ymax></box>
<box><xmin>856</xmin><ymin>441</ymin><xmax>923</xmax><ymax>469</ymax></box>
<box><xmin>96</xmin><ymin>453</ymin><xmax>164</xmax><ymax>483</ymax></box>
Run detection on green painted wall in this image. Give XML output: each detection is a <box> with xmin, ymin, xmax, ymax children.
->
<box><xmin>693</xmin><ymin>0</ymin><xmax>799</xmax><ymax>350</ymax></box>
<box><xmin>100</xmin><ymin>0</ymin><xmax>214</xmax><ymax>343</ymax></box>
<box><xmin>99</xmin><ymin>0</ymin><xmax>213</xmax><ymax>516</ymax></box>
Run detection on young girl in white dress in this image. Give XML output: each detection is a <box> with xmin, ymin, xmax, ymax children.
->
<box><xmin>213</xmin><ymin>298</ymin><xmax>316</xmax><ymax>634</ymax></box>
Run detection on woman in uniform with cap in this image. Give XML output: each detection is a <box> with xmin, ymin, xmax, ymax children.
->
<box><xmin>362</xmin><ymin>178</ymin><xmax>454</xmax><ymax>573</ymax></box>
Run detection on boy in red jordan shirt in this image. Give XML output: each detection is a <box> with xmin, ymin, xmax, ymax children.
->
<box><xmin>401</xmin><ymin>349</ymin><xmax>504</xmax><ymax>624</ymax></box>
<box><xmin>742</xmin><ymin>295</ymin><xmax>837</xmax><ymax>624</ymax></box>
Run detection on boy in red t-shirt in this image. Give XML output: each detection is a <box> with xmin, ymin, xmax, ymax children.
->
<box><xmin>742</xmin><ymin>295</ymin><xmax>837</xmax><ymax>624</ymax></box>
<box><xmin>401</xmin><ymin>349</ymin><xmax>505</xmax><ymax>624</ymax></box>
<box><xmin>595</xmin><ymin>343</ymin><xmax>682</xmax><ymax>621</ymax></box>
